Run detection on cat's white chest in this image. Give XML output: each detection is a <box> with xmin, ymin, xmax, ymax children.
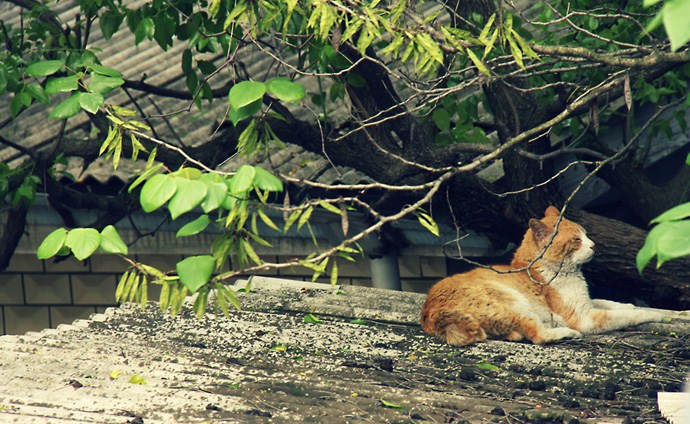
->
<box><xmin>549</xmin><ymin>271</ymin><xmax>593</xmax><ymax>309</ymax></box>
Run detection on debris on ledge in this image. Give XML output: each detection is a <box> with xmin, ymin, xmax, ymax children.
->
<box><xmin>0</xmin><ymin>276</ymin><xmax>688</xmax><ymax>423</ymax></box>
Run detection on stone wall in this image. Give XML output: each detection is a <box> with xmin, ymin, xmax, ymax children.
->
<box><xmin>0</xmin><ymin>252</ymin><xmax>446</xmax><ymax>335</ymax></box>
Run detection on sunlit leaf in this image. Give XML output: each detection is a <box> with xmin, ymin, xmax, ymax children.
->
<box><xmin>89</xmin><ymin>73</ymin><xmax>124</xmax><ymax>95</ymax></box>
<box><xmin>663</xmin><ymin>0</ymin><xmax>690</xmax><ymax>51</ymax></box>
<box><xmin>168</xmin><ymin>178</ymin><xmax>208</xmax><ymax>219</ymax></box>
<box><xmin>140</xmin><ymin>173</ymin><xmax>177</xmax><ymax>212</ymax></box>
<box><xmin>26</xmin><ymin>60</ymin><xmax>64</xmax><ymax>77</ymax></box>
<box><xmin>176</xmin><ymin>215</ymin><xmax>210</xmax><ymax>237</ymax></box>
<box><xmin>230</xmin><ymin>165</ymin><xmax>256</xmax><ymax>195</ymax></box>
<box><xmin>476</xmin><ymin>362</ymin><xmax>500</xmax><ymax>371</ymax></box>
<box><xmin>37</xmin><ymin>228</ymin><xmax>68</xmax><ymax>259</ymax></box>
<box><xmin>65</xmin><ymin>228</ymin><xmax>101</xmax><ymax>260</ymax></box>
<box><xmin>303</xmin><ymin>313</ymin><xmax>323</xmax><ymax>324</ymax></box>
<box><xmin>253</xmin><ymin>166</ymin><xmax>283</xmax><ymax>192</ymax></box>
<box><xmin>79</xmin><ymin>91</ymin><xmax>105</xmax><ymax>114</ymax></box>
<box><xmin>650</xmin><ymin>202</ymin><xmax>690</xmax><ymax>223</ymax></box>
<box><xmin>176</xmin><ymin>255</ymin><xmax>215</xmax><ymax>293</ymax></box>
<box><xmin>99</xmin><ymin>225</ymin><xmax>128</xmax><ymax>255</ymax></box>
<box><xmin>129</xmin><ymin>375</ymin><xmax>147</xmax><ymax>385</ymax></box>
<box><xmin>199</xmin><ymin>177</ymin><xmax>228</xmax><ymax>213</ymax></box>
<box><xmin>417</xmin><ymin>212</ymin><xmax>440</xmax><ymax>237</ymax></box>
<box><xmin>267</xmin><ymin>78</ymin><xmax>306</xmax><ymax>102</ymax></box>
<box><xmin>379</xmin><ymin>399</ymin><xmax>405</xmax><ymax>410</ymax></box>
<box><xmin>49</xmin><ymin>92</ymin><xmax>83</xmax><ymax>119</ymax></box>
<box><xmin>229</xmin><ymin>81</ymin><xmax>266</xmax><ymax>110</ymax></box>
<box><xmin>45</xmin><ymin>75</ymin><xmax>80</xmax><ymax>94</ymax></box>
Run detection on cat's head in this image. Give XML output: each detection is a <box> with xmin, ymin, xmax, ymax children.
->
<box><xmin>525</xmin><ymin>206</ymin><xmax>595</xmax><ymax>268</ymax></box>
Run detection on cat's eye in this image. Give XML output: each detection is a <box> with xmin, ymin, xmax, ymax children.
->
<box><xmin>573</xmin><ymin>237</ymin><xmax>581</xmax><ymax>242</ymax></box>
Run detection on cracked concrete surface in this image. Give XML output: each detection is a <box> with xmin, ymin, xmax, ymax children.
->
<box><xmin>0</xmin><ymin>276</ymin><xmax>689</xmax><ymax>423</ymax></box>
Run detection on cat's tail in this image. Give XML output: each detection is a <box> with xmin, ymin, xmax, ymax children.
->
<box><xmin>421</xmin><ymin>308</ymin><xmax>486</xmax><ymax>346</ymax></box>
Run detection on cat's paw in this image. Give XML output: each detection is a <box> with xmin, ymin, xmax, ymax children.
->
<box><xmin>538</xmin><ymin>327</ymin><xmax>582</xmax><ymax>344</ymax></box>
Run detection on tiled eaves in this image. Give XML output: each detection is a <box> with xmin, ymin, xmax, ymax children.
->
<box><xmin>1</xmin><ymin>0</ymin><xmax>374</xmax><ymax>188</ymax></box>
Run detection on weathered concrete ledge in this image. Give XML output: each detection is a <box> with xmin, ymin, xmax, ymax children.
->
<box><xmin>0</xmin><ymin>276</ymin><xmax>688</xmax><ymax>423</ymax></box>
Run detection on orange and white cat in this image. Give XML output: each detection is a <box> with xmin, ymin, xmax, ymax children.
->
<box><xmin>421</xmin><ymin>206</ymin><xmax>665</xmax><ymax>345</ymax></box>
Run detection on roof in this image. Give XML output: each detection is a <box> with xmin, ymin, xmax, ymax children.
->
<box><xmin>0</xmin><ymin>0</ymin><xmax>369</xmax><ymax>186</ymax></box>
<box><xmin>1</xmin><ymin>276</ymin><xmax>689</xmax><ymax>423</ymax></box>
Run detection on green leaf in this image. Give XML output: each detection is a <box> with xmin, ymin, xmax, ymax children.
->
<box><xmin>298</xmin><ymin>205</ymin><xmax>313</xmax><ymax>230</ymax></box>
<box><xmin>173</xmin><ymin>167</ymin><xmax>202</xmax><ymax>180</ymax></box>
<box><xmin>241</xmin><ymin>239</ymin><xmax>262</xmax><ymax>265</ymax></box>
<box><xmin>253</xmin><ymin>166</ymin><xmax>283</xmax><ymax>192</ymax></box>
<box><xmin>228</xmin><ymin>99</ymin><xmax>262</xmax><ymax>126</ymax></box>
<box><xmin>663</xmin><ymin>0</ymin><xmax>690</xmax><ymax>51</ymax></box>
<box><xmin>49</xmin><ymin>93</ymin><xmax>83</xmax><ymax>119</ymax></box>
<box><xmin>303</xmin><ymin>313</ymin><xmax>323</xmax><ymax>324</ymax></box>
<box><xmin>636</xmin><ymin>227</ymin><xmax>659</xmax><ymax>273</ymax></box>
<box><xmin>79</xmin><ymin>91</ymin><xmax>104</xmax><ymax>114</ymax></box>
<box><xmin>168</xmin><ymin>178</ymin><xmax>208</xmax><ymax>219</ymax></box>
<box><xmin>140</xmin><ymin>173</ymin><xmax>177</xmax><ymax>212</ymax></box>
<box><xmin>417</xmin><ymin>212</ymin><xmax>440</xmax><ymax>237</ymax></box>
<box><xmin>466</xmin><ymin>48</ymin><xmax>491</xmax><ymax>76</ymax></box>
<box><xmin>0</xmin><ymin>63</ymin><xmax>8</xmax><ymax>94</ymax></box>
<box><xmin>350</xmin><ymin>318</ymin><xmax>369</xmax><ymax>325</ymax></box>
<box><xmin>330</xmin><ymin>260</ymin><xmax>338</xmax><ymax>285</ymax></box>
<box><xmin>116</xmin><ymin>272</ymin><xmax>132</xmax><ymax>302</ymax></box>
<box><xmin>209</xmin><ymin>0</ymin><xmax>222</xmax><ymax>18</ymax></box>
<box><xmin>25</xmin><ymin>83</ymin><xmax>49</xmax><ymax>105</ymax></box>
<box><xmin>159</xmin><ymin>281</ymin><xmax>171</xmax><ymax>311</ymax></box>
<box><xmin>318</xmin><ymin>200</ymin><xmax>341</xmax><ymax>215</ymax></box>
<box><xmin>100</xmin><ymin>10</ymin><xmax>124</xmax><ymax>40</ymax></box>
<box><xmin>229</xmin><ymin>81</ymin><xmax>266</xmax><ymax>110</ymax></box>
<box><xmin>129</xmin><ymin>375</ymin><xmax>147</xmax><ymax>385</ymax></box>
<box><xmin>99</xmin><ymin>225</ymin><xmax>128</xmax><ymax>255</ymax></box>
<box><xmin>230</xmin><ymin>165</ymin><xmax>256</xmax><ymax>195</ymax></box>
<box><xmin>128</xmin><ymin>164</ymin><xmax>163</xmax><ymax>193</ymax></box>
<box><xmin>267</xmin><ymin>78</ymin><xmax>306</xmax><ymax>102</ymax></box>
<box><xmin>479</xmin><ymin>13</ymin><xmax>496</xmax><ymax>42</ymax></box>
<box><xmin>10</xmin><ymin>91</ymin><xmax>31</xmax><ymax>117</ymax></box>
<box><xmin>176</xmin><ymin>215</ymin><xmax>210</xmax><ymax>237</ymax></box>
<box><xmin>176</xmin><ymin>255</ymin><xmax>215</xmax><ymax>293</ymax></box>
<box><xmin>199</xmin><ymin>174</ymin><xmax>228</xmax><ymax>213</ymax></box>
<box><xmin>476</xmin><ymin>362</ymin><xmax>500</xmax><ymax>371</ymax></box>
<box><xmin>65</xmin><ymin>228</ymin><xmax>102</xmax><ymax>260</ymax></box>
<box><xmin>45</xmin><ymin>74</ymin><xmax>80</xmax><ymax>94</ymax></box>
<box><xmin>191</xmin><ymin>288</ymin><xmax>208</xmax><ymax>319</ymax></box>
<box><xmin>432</xmin><ymin>107</ymin><xmax>451</xmax><ymax>132</ymax></box>
<box><xmin>415</xmin><ymin>33</ymin><xmax>444</xmax><ymax>65</ymax></box>
<box><xmin>135</xmin><ymin>17</ymin><xmax>155</xmax><ymax>44</ymax></box>
<box><xmin>651</xmin><ymin>202</ymin><xmax>690</xmax><ymax>223</ymax></box>
<box><xmin>379</xmin><ymin>399</ymin><xmax>405</xmax><ymax>410</ymax></box>
<box><xmin>89</xmin><ymin>73</ymin><xmax>124</xmax><ymax>95</ymax></box>
<box><xmin>26</xmin><ymin>60</ymin><xmax>64</xmax><ymax>77</ymax></box>
<box><xmin>645</xmin><ymin>10</ymin><xmax>664</xmax><ymax>35</ymax></box>
<box><xmin>655</xmin><ymin>220</ymin><xmax>690</xmax><ymax>267</ymax></box>
<box><xmin>257</xmin><ymin>209</ymin><xmax>280</xmax><ymax>231</ymax></box>
<box><xmin>89</xmin><ymin>64</ymin><xmax>122</xmax><ymax>78</ymax></box>
<box><xmin>37</xmin><ymin>228</ymin><xmax>68</xmax><ymax>259</ymax></box>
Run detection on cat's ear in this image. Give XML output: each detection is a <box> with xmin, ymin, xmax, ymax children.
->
<box><xmin>544</xmin><ymin>206</ymin><xmax>560</xmax><ymax>217</ymax></box>
<box><xmin>529</xmin><ymin>218</ymin><xmax>553</xmax><ymax>242</ymax></box>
